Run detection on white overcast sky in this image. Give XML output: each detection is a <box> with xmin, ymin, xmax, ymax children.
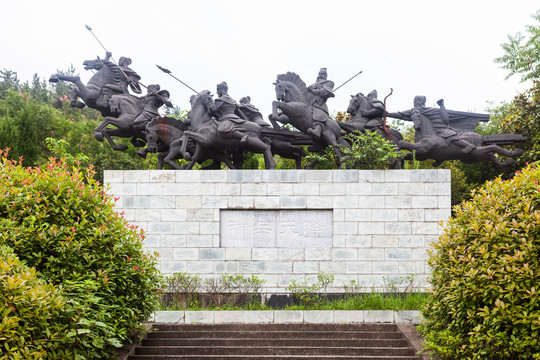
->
<box><xmin>1</xmin><ymin>0</ymin><xmax>539</xmax><ymax>117</ymax></box>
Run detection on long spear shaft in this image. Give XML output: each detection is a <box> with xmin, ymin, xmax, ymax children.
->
<box><xmin>85</xmin><ymin>25</ymin><xmax>112</xmax><ymax>60</ymax></box>
<box><xmin>156</xmin><ymin>65</ymin><xmax>198</xmax><ymax>94</ymax></box>
<box><xmin>333</xmin><ymin>70</ymin><xmax>363</xmax><ymax>92</ymax></box>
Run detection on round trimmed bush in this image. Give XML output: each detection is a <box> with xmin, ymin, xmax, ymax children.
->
<box><xmin>0</xmin><ymin>150</ymin><xmax>162</xmax><ymax>359</ymax></box>
<box><xmin>420</xmin><ymin>163</ymin><xmax>540</xmax><ymax>359</ymax></box>
<box><xmin>0</xmin><ymin>246</ymin><xmax>70</xmax><ymax>359</ymax></box>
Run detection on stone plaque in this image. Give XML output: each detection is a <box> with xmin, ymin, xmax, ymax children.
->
<box><xmin>220</xmin><ymin>210</ymin><xmax>333</xmax><ymax>248</ymax></box>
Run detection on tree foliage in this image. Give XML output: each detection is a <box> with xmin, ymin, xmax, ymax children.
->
<box><xmin>499</xmin><ymin>79</ymin><xmax>540</xmax><ymax>173</ymax></box>
<box><xmin>495</xmin><ymin>10</ymin><xmax>540</xmax><ymax>82</ymax></box>
<box><xmin>420</xmin><ymin>163</ymin><xmax>540</xmax><ymax>359</ymax></box>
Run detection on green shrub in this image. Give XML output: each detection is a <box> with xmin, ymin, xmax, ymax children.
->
<box><xmin>305</xmin><ymin>131</ymin><xmax>406</xmax><ymax>169</ymax></box>
<box><xmin>0</xmin><ymin>150</ymin><xmax>162</xmax><ymax>359</ymax></box>
<box><xmin>0</xmin><ymin>246</ymin><xmax>70</xmax><ymax>360</ymax></box>
<box><xmin>420</xmin><ymin>163</ymin><xmax>540</xmax><ymax>359</ymax></box>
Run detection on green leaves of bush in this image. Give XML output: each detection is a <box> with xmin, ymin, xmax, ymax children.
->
<box><xmin>305</xmin><ymin>131</ymin><xmax>405</xmax><ymax>169</ymax></box>
<box><xmin>0</xmin><ymin>150</ymin><xmax>162</xmax><ymax>359</ymax></box>
<box><xmin>420</xmin><ymin>163</ymin><xmax>540</xmax><ymax>359</ymax></box>
<box><xmin>0</xmin><ymin>246</ymin><xmax>69</xmax><ymax>360</ymax></box>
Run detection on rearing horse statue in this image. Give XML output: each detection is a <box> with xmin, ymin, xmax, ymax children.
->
<box><xmin>269</xmin><ymin>72</ymin><xmax>349</xmax><ymax>167</ymax></box>
<box><xmin>49</xmin><ymin>53</ymin><xmax>139</xmax><ymax>117</ymax></box>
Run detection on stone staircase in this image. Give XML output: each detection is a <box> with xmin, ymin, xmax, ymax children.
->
<box><xmin>126</xmin><ymin>323</ymin><xmax>423</xmax><ymax>359</ymax></box>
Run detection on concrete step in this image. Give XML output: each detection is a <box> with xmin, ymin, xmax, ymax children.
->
<box><xmin>133</xmin><ymin>346</ymin><xmax>417</xmax><ymax>356</ymax></box>
<box><xmin>146</xmin><ymin>330</ymin><xmax>405</xmax><ymax>339</ymax></box>
<box><xmin>141</xmin><ymin>338</ymin><xmax>409</xmax><ymax>347</ymax></box>
<box><xmin>127</xmin><ymin>323</ymin><xmax>422</xmax><ymax>360</ymax></box>
<box><xmin>128</xmin><ymin>356</ymin><xmax>422</xmax><ymax>359</ymax></box>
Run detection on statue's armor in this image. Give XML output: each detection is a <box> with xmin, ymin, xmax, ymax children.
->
<box><xmin>215</xmin><ymin>95</ymin><xmax>258</xmax><ymax>134</ymax></box>
<box><xmin>429</xmin><ymin>115</ymin><xmax>459</xmax><ymax>138</ymax></box>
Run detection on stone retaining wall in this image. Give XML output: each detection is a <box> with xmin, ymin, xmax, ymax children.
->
<box><xmin>150</xmin><ymin>310</ymin><xmax>422</xmax><ymax>324</ymax></box>
<box><xmin>105</xmin><ymin>169</ymin><xmax>451</xmax><ymax>293</ymax></box>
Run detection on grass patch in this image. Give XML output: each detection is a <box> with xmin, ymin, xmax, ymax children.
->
<box><xmin>158</xmin><ymin>272</ymin><xmax>428</xmax><ymax>311</ymax></box>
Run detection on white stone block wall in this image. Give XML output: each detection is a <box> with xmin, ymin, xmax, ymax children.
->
<box><xmin>104</xmin><ymin>169</ymin><xmax>451</xmax><ymax>293</ymax></box>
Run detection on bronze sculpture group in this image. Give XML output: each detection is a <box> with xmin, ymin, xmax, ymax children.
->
<box><xmin>49</xmin><ymin>53</ymin><xmax>526</xmax><ymax>170</ymax></box>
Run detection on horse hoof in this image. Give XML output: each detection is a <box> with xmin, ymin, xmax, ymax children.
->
<box><xmin>94</xmin><ymin>131</ymin><xmax>104</xmax><ymax>142</ymax></box>
<box><xmin>49</xmin><ymin>74</ymin><xmax>59</xmax><ymax>83</ymax></box>
<box><xmin>71</xmin><ymin>101</ymin><xmax>86</xmax><ymax>109</ymax></box>
<box><xmin>114</xmin><ymin>144</ymin><xmax>128</xmax><ymax>151</ymax></box>
<box><xmin>136</xmin><ymin>149</ymin><xmax>147</xmax><ymax>159</ymax></box>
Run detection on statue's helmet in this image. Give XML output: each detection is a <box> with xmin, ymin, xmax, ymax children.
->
<box><xmin>317</xmin><ymin>68</ymin><xmax>328</xmax><ymax>81</ymax></box>
<box><xmin>217</xmin><ymin>82</ymin><xmax>228</xmax><ymax>93</ymax></box>
<box><xmin>414</xmin><ymin>95</ymin><xmax>427</xmax><ymax>106</ymax></box>
<box><xmin>148</xmin><ymin>84</ymin><xmax>161</xmax><ymax>92</ymax></box>
<box><xmin>367</xmin><ymin>90</ymin><xmax>378</xmax><ymax>99</ymax></box>
<box><xmin>118</xmin><ymin>57</ymin><xmax>132</xmax><ymax>66</ymax></box>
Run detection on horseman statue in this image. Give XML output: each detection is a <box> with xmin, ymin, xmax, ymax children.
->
<box><xmin>387</xmin><ymin>96</ymin><xmax>525</xmax><ymax>167</ymax></box>
<box><xmin>388</xmin><ymin>96</ymin><xmax>476</xmax><ymax>153</ymax></box>
<box><xmin>211</xmin><ymin>82</ymin><xmax>264</xmax><ymax>144</ymax></box>
<box><xmin>49</xmin><ymin>52</ymin><xmax>142</xmax><ymax>116</ymax></box>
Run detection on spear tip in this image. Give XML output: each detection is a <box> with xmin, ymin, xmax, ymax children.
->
<box><xmin>156</xmin><ymin>64</ymin><xmax>171</xmax><ymax>74</ymax></box>
<box><xmin>85</xmin><ymin>24</ymin><xmax>92</xmax><ymax>31</ymax></box>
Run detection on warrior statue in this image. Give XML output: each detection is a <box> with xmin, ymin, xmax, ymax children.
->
<box><xmin>306</xmin><ymin>68</ymin><xmax>335</xmax><ymax>138</ymax></box>
<box><xmin>388</xmin><ymin>96</ymin><xmax>475</xmax><ymax>153</ymax></box>
<box><xmin>212</xmin><ymin>82</ymin><xmax>263</xmax><ymax>143</ymax></box>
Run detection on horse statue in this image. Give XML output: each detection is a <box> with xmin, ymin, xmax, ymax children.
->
<box><xmin>49</xmin><ymin>53</ymin><xmax>140</xmax><ymax>116</ymax></box>
<box><xmin>344</xmin><ymin>91</ymin><xmax>403</xmax><ymax>145</ymax></box>
<box><xmin>393</xmin><ymin>105</ymin><xmax>524</xmax><ymax>167</ymax></box>
<box><xmin>144</xmin><ymin>116</ymin><xmax>189</xmax><ymax>169</ymax></box>
<box><xmin>181</xmin><ymin>90</ymin><xmax>276</xmax><ymax>170</ymax></box>
<box><xmin>93</xmin><ymin>94</ymin><xmax>145</xmax><ymax>152</ymax></box>
<box><xmin>269</xmin><ymin>72</ymin><xmax>349</xmax><ymax>167</ymax></box>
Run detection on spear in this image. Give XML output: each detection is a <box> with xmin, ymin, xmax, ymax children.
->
<box><xmin>156</xmin><ymin>65</ymin><xmax>198</xmax><ymax>94</ymax></box>
<box><xmin>84</xmin><ymin>24</ymin><xmax>172</xmax><ymax>104</ymax></box>
<box><xmin>333</xmin><ymin>70</ymin><xmax>363</xmax><ymax>92</ymax></box>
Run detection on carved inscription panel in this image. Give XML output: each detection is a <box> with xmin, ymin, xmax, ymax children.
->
<box><xmin>220</xmin><ymin>210</ymin><xmax>333</xmax><ymax>248</ymax></box>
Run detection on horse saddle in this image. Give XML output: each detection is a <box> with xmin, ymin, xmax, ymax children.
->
<box><xmin>312</xmin><ymin>107</ymin><xmax>328</xmax><ymax>122</ymax></box>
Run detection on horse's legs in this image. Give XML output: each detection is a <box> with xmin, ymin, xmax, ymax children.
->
<box><xmin>244</xmin><ymin>137</ymin><xmax>275</xmax><ymax>169</ymax></box>
<box><xmin>185</xmin><ymin>144</ymin><xmax>205</xmax><ymax>170</ymax></box>
<box><xmin>94</xmin><ymin>117</ymin><xmax>114</xmax><ymax>142</ymax></box>
<box><xmin>102</xmin><ymin>128</ymin><xmax>128</xmax><ymax>151</ymax></box>
<box><xmin>70</xmin><ymin>87</ymin><xmax>86</xmax><ymax>109</ymax></box>
<box><xmin>163</xmin><ymin>140</ymin><xmax>185</xmax><ymax>170</ymax></box>
<box><xmin>319</xmin><ymin>129</ymin><xmax>345</xmax><ymax>168</ymax></box>
<box><xmin>485</xmin><ymin>153</ymin><xmax>515</xmax><ymax>168</ymax></box>
<box><xmin>212</xmin><ymin>152</ymin><xmax>236</xmax><ymax>169</ymax></box>
<box><xmin>157</xmin><ymin>152</ymin><xmax>167</xmax><ymax>169</ymax></box>
<box><xmin>51</xmin><ymin>74</ymin><xmax>88</xmax><ymax>107</ymax></box>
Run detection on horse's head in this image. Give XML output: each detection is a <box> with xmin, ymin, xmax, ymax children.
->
<box><xmin>347</xmin><ymin>93</ymin><xmax>366</xmax><ymax>115</ymax></box>
<box><xmin>145</xmin><ymin>123</ymin><xmax>159</xmax><ymax>153</ymax></box>
<box><xmin>191</xmin><ymin>90</ymin><xmax>216</xmax><ymax>114</ymax></box>
<box><xmin>109</xmin><ymin>95</ymin><xmax>121</xmax><ymax>114</ymax></box>
<box><xmin>82</xmin><ymin>57</ymin><xmax>105</xmax><ymax>71</ymax></box>
<box><xmin>274</xmin><ymin>80</ymin><xmax>287</xmax><ymax>102</ymax></box>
